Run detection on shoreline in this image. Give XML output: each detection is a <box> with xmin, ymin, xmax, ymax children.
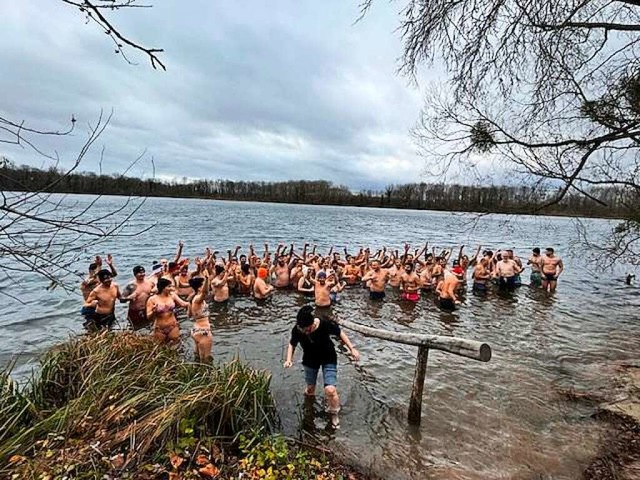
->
<box><xmin>5</xmin><ymin>188</ymin><xmax>627</xmax><ymax>222</ymax></box>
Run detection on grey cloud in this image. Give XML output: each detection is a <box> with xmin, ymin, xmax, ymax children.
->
<box><xmin>1</xmin><ymin>0</ymin><xmax>427</xmax><ymax>190</ymax></box>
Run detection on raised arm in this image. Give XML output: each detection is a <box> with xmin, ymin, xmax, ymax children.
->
<box><xmin>174</xmin><ymin>240</ymin><xmax>184</xmax><ymax>263</ymax></box>
<box><xmin>106</xmin><ymin>254</ymin><xmax>118</xmax><ymax>278</ymax></box>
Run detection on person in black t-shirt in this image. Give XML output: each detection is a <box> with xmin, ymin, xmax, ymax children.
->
<box><xmin>284</xmin><ymin>305</ymin><xmax>360</xmax><ymax>428</ymax></box>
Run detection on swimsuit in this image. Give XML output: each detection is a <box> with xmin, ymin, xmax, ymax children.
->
<box><xmin>191</xmin><ymin>326</ymin><xmax>211</xmax><ymax>337</ymax></box>
<box><xmin>401</xmin><ymin>292</ymin><xmax>420</xmax><ymax>302</ymax></box>
<box><xmin>530</xmin><ymin>271</ymin><xmax>542</xmax><ymax>287</ymax></box>
<box><xmin>369</xmin><ymin>290</ymin><xmax>385</xmax><ymax>300</ymax></box>
<box><xmin>155</xmin><ymin>302</ymin><xmax>176</xmax><ymax>314</ymax></box>
<box><xmin>544</xmin><ymin>272</ymin><xmax>557</xmax><ymax>281</ymax></box>
<box><xmin>154</xmin><ymin>321</ymin><xmax>178</xmax><ymax>336</ymax></box>
<box><xmin>91</xmin><ymin>312</ymin><xmax>116</xmax><ymax>330</ymax></box>
<box><xmin>439</xmin><ymin>298</ymin><xmax>455</xmax><ymax>310</ymax></box>
<box><xmin>127</xmin><ymin>307</ymin><xmax>148</xmax><ymax>330</ymax></box>
<box><xmin>499</xmin><ymin>276</ymin><xmax>516</xmax><ymax>289</ymax></box>
<box><xmin>472</xmin><ymin>282</ymin><xmax>487</xmax><ymax>292</ymax></box>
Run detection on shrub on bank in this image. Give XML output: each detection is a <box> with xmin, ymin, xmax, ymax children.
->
<box><xmin>0</xmin><ymin>332</ymin><xmax>366</xmax><ymax>480</ymax></box>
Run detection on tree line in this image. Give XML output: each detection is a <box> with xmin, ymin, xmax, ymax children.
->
<box><xmin>0</xmin><ymin>161</ymin><xmax>633</xmax><ymax>218</ymax></box>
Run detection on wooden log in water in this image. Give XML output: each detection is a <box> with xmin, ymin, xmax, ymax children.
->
<box><xmin>338</xmin><ymin>319</ymin><xmax>492</xmax><ymax>362</ymax></box>
<box><xmin>408</xmin><ymin>346</ymin><xmax>429</xmax><ymax>425</ymax></box>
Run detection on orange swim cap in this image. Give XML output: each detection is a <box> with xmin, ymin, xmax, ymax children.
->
<box><xmin>257</xmin><ymin>267</ymin><xmax>268</xmax><ymax>279</ymax></box>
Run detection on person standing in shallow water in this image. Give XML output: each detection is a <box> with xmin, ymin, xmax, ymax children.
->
<box><xmin>541</xmin><ymin>247</ymin><xmax>564</xmax><ymax>293</ymax></box>
<box><xmin>284</xmin><ymin>305</ymin><xmax>360</xmax><ymax>429</ymax></box>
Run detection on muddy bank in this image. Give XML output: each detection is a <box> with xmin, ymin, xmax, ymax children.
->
<box><xmin>559</xmin><ymin>360</ymin><xmax>640</xmax><ymax>479</ymax></box>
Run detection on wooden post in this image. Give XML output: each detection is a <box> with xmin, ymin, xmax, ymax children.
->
<box><xmin>408</xmin><ymin>346</ymin><xmax>429</xmax><ymax>425</ymax></box>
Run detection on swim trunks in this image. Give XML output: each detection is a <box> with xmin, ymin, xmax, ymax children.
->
<box><xmin>472</xmin><ymin>282</ymin><xmax>487</xmax><ymax>292</ymax></box>
<box><xmin>544</xmin><ymin>273</ymin><xmax>557</xmax><ymax>281</ymax></box>
<box><xmin>530</xmin><ymin>271</ymin><xmax>542</xmax><ymax>287</ymax></box>
<box><xmin>499</xmin><ymin>276</ymin><xmax>516</xmax><ymax>289</ymax></box>
<box><xmin>401</xmin><ymin>292</ymin><xmax>420</xmax><ymax>302</ymax></box>
<box><xmin>127</xmin><ymin>307</ymin><xmax>149</xmax><ymax>330</ymax></box>
<box><xmin>439</xmin><ymin>298</ymin><xmax>455</xmax><ymax>311</ymax></box>
<box><xmin>369</xmin><ymin>291</ymin><xmax>385</xmax><ymax>300</ymax></box>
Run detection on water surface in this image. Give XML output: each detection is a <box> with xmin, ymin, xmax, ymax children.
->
<box><xmin>2</xmin><ymin>196</ymin><xmax>639</xmax><ymax>479</ymax></box>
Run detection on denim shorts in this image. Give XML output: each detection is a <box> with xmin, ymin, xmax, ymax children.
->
<box><xmin>304</xmin><ymin>363</ymin><xmax>337</xmax><ymax>387</ymax></box>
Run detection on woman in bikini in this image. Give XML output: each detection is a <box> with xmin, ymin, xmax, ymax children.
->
<box><xmin>146</xmin><ymin>278</ymin><xmax>189</xmax><ymax>345</ymax></box>
<box><xmin>189</xmin><ymin>273</ymin><xmax>212</xmax><ymax>362</ymax></box>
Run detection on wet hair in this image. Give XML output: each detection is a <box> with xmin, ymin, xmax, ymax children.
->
<box><xmin>546</xmin><ymin>247</ymin><xmax>555</xmax><ymax>254</ymax></box>
<box><xmin>89</xmin><ymin>262</ymin><xmax>98</xmax><ymax>272</ymax></box>
<box><xmin>404</xmin><ymin>263</ymin><xmax>414</xmax><ymax>272</ymax></box>
<box><xmin>215</xmin><ymin>264</ymin><xmax>225</xmax><ymax>275</ymax></box>
<box><xmin>532</xmin><ymin>247</ymin><xmax>541</xmax><ymax>254</ymax></box>
<box><xmin>97</xmin><ymin>269</ymin><xmax>112</xmax><ymax>282</ymax></box>
<box><xmin>239</xmin><ymin>254</ymin><xmax>247</xmax><ymax>262</ymax></box>
<box><xmin>241</xmin><ymin>263</ymin><xmax>250</xmax><ymax>275</ymax></box>
<box><xmin>189</xmin><ymin>276</ymin><xmax>204</xmax><ymax>292</ymax></box>
<box><xmin>133</xmin><ymin>265</ymin><xmax>145</xmax><ymax>275</ymax></box>
<box><xmin>157</xmin><ymin>278</ymin><xmax>172</xmax><ymax>294</ymax></box>
<box><xmin>296</xmin><ymin>305</ymin><xmax>315</xmax><ymax>328</ymax></box>
<box><xmin>496</xmin><ymin>253</ymin><xmax>502</xmax><ymax>261</ymax></box>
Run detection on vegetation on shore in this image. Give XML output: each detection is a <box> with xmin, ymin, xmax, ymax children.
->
<box><xmin>0</xmin><ymin>332</ymin><xmax>365</xmax><ymax>480</ymax></box>
<box><xmin>0</xmin><ymin>161</ymin><xmax>631</xmax><ymax>219</ymax></box>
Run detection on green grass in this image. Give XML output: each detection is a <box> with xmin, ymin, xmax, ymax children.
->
<box><xmin>0</xmin><ymin>331</ymin><xmax>276</xmax><ymax>479</ymax></box>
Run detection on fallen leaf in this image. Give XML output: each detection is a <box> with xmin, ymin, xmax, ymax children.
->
<box><xmin>169</xmin><ymin>453</ymin><xmax>184</xmax><ymax>469</ymax></box>
<box><xmin>195</xmin><ymin>454</ymin><xmax>209</xmax><ymax>466</ymax></box>
<box><xmin>110</xmin><ymin>453</ymin><xmax>125</xmax><ymax>469</ymax></box>
<box><xmin>198</xmin><ymin>463</ymin><xmax>220</xmax><ymax>478</ymax></box>
<box><xmin>8</xmin><ymin>455</ymin><xmax>25</xmax><ymax>464</ymax></box>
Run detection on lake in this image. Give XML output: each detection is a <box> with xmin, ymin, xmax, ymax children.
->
<box><xmin>1</xmin><ymin>195</ymin><xmax>639</xmax><ymax>479</ymax></box>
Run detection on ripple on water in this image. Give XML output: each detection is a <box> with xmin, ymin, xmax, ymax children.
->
<box><xmin>2</xmin><ymin>197</ymin><xmax>640</xmax><ymax>479</ymax></box>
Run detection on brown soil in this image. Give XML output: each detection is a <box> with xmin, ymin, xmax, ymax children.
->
<box><xmin>583</xmin><ymin>411</ymin><xmax>640</xmax><ymax>480</ymax></box>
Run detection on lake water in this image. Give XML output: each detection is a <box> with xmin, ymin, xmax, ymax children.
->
<box><xmin>1</xmin><ymin>195</ymin><xmax>639</xmax><ymax>479</ymax></box>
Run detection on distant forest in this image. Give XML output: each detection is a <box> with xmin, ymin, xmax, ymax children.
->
<box><xmin>0</xmin><ymin>162</ymin><xmax>632</xmax><ymax>218</ymax></box>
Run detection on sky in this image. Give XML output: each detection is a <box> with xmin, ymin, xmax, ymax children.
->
<box><xmin>0</xmin><ymin>0</ymin><xmax>441</xmax><ymax>191</ymax></box>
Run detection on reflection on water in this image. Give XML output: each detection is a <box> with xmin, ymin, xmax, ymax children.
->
<box><xmin>1</xmin><ymin>196</ymin><xmax>639</xmax><ymax>479</ymax></box>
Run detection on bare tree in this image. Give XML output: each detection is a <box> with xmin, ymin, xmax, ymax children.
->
<box><xmin>0</xmin><ymin>1</ymin><xmax>164</xmax><ymax>296</ymax></box>
<box><xmin>362</xmin><ymin>0</ymin><xmax>640</xmax><ymax>264</ymax></box>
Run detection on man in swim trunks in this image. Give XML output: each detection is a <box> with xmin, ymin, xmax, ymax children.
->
<box><xmin>312</xmin><ymin>271</ymin><xmax>335</xmax><ymax>307</ymax></box>
<box><xmin>124</xmin><ymin>265</ymin><xmax>154</xmax><ymax>330</ymax></box>
<box><xmin>342</xmin><ymin>256</ymin><xmax>362</xmax><ymax>286</ymax></box>
<box><xmin>399</xmin><ymin>262</ymin><xmax>421</xmax><ymax>301</ymax></box>
<box><xmin>83</xmin><ymin>269</ymin><xmax>122</xmax><ymax>330</ymax></box>
<box><xmin>436</xmin><ymin>268</ymin><xmax>460</xmax><ymax>310</ymax></box>
<box><xmin>541</xmin><ymin>247</ymin><xmax>563</xmax><ymax>293</ymax></box>
<box><xmin>495</xmin><ymin>251</ymin><xmax>522</xmax><ymax>290</ymax></box>
<box><xmin>527</xmin><ymin>248</ymin><xmax>543</xmax><ymax>288</ymax></box>
<box><xmin>271</xmin><ymin>255</ymin><xmax>292</xmax><ymax>288</ymax></box>
<box><xmin>472</xmin><ymin>258</ymin><xmax>491</xmax><ymax>293</ymax></box>
<box><xmin>362</xmin><ymin>259</ymin><xmax>390</xmax><ymax>300</ymax></box>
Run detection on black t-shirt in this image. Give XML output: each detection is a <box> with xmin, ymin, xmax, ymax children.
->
<box><xmin>290</xmin><ymin>319</ymin><xmax>341</xmax><ymax>369</ymax></box>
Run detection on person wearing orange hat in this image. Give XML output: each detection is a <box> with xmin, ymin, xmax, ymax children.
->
<box><xmin>253</xmin><ymin>266</ymin><xmax>274</xmax><ymax>299</ymax></box>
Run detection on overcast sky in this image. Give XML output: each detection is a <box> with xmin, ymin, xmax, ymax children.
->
<box><xmin>0</xmin><ymin>1</ymin><xmax>438</xmax><ymax>190</ymax></box>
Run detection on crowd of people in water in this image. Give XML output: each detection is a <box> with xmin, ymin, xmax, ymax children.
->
<box><xmin>80</xmin><ymin>241</ymin><xmax>563</xmax><ymax>357</ymax></box>
<box><xmin>80</xmin><ymin>241</ymin><xmax>563</xmax><ymax>428</ymax></box>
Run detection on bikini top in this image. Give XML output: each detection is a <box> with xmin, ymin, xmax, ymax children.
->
<box><xmin>155</xmin><ymin>301</ymin><xmax>176</xmax><ymax>314</ymax></box>
<box><xmin>191</xmin><ymin>301</ymin><xmax>209</xmax><ymax>320</ymax></box>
